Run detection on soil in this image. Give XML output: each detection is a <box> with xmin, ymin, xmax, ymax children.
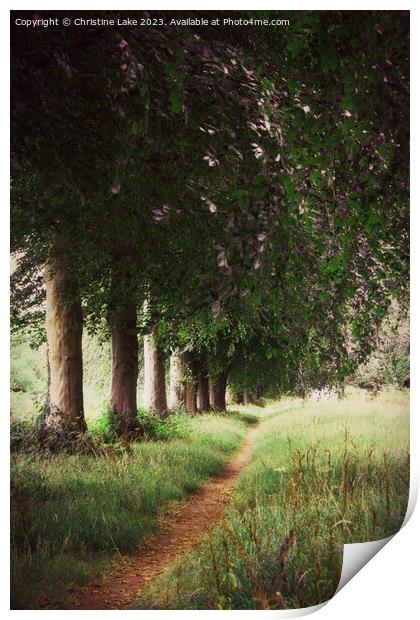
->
<box><xmin>69</xmin><ymin>424</ymin><xmax>258</xmax><ymax>609</ymax></box>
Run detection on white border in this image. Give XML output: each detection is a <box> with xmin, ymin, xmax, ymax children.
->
<box><xmin>2</xmin><ymin>3</ymin><xmax>417</xmax><ymax>618</ymax></box>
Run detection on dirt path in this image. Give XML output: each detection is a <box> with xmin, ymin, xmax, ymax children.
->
<box><xmin>70</xmin><ymin>424</ymin><xmax>259</xmax><ymax>610</ymax></box>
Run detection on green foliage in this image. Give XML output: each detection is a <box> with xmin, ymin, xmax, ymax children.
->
<box><xmin>393</xmin><ymin>351</ymin><xmax>410</xmax><ymax>388</ymax></box>
<box><xmin>11</xmin><ymin>333</ymin><xmax>113</xmax><ymax>421</ymax></box>
<box><xmin>136</xmin><ymin>409</ymin><xmax>193</xmax><ymax>441</ymax></box>
<box><xmin>11</xmin><ymin>414</ymin><xmax>248</xmax><ymax>609</ymax></box>
<box><xmin>132</xmin><ymin>389</ymin><xmax>409</xmax><ymax>610</ymax></box>
<box><xmin>10</xmin><ymin>335</ymin><xmax>47</xmax><ymax>419</ymax></box>
<box><xmin>11</xmin><ymin>10</ymin><xmax>409</xmax><ymax>401</ymax></box>
<box><xmin>86</xmin><ymin>404</ymin><xmax>119</xmax><ymax>436</ymax></box>
<box><xmin>86</xmin><ymin>406</ymin><xmax>193</xmax><ymax>442</ymax></box>
<box><xmin>353</xmin><ymin>303</ymin><xmax>409</xmax><ymax>390</ymax></box>
<box><xmin>10</xmin><ymin>418</ymin><xmax>43</xmax><ymax>453</ymax></box>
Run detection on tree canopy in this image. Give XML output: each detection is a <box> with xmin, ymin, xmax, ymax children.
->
<box><xmin>11</xmin><ymin>9</ymin><xmax>409</xmax><ymax>414</ymax></box>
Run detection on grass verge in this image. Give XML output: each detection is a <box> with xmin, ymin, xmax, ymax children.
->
<box><xmin>132</xmin><ymin>388</ymin><xmax>410</xmax><ymax>610</ymax></box>
<box><xmin>11</xmin><ymin>412</ymin><xmax>250</xmax><ymax>609</ymax></box>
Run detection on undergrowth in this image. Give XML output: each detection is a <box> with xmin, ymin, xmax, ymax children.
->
<box><xmin>10</xmin><ymin>413</ymin><xmax>249</xmax><ymax>609</ymax></box>
<box><xmin>11</xmin><ymin>406</ymin><xmax>195</xmax><ymax>455</ymax></box>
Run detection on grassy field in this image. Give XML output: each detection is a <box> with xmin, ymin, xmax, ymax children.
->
<box><xmin>132</xmin><ymin>388</ymin><xmax>410</xmax><ymax>610</ymax></box>
<box><xmin>11</xmin><ymin>413</ymin><xmax>250</xmax><ymax>609</ymax></box>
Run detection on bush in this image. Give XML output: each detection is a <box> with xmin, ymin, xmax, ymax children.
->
<box><xmin>10</xmin><ymin>417</ymin><xmax>44</xmax><ymax>453</ymax></box>
<box><xmin>393</xmin><ymin>349</ymin><xmax>410</xmax><ymax>388</ymax></box>
<box><xmin>87</xmin><ymin>407</ymin><xmax>193</xmax><ymax>442</ymax></box>
<box><xmin>12</xmin><ymin>406</ymin><xmax>194</xmax><ymax>456</ymax></box>
<box><xmin>87</xmin><ymin>403</ymin><xmax>119</xmax><ymax>436</ymax></box>
<box><xmin>137</xmin><ymin>408</ymin><xmax>192</xmax><ymax>440</ymax></box>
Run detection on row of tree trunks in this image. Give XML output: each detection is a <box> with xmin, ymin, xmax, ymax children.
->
<box><xmin>44</xmin><ymin>252</ymin><xmax>228</xmax><ymax>441</ymax></box>
<box><xmin>239</xmin><ymin>387</ymin><xmax>265</xmax><ymax>405</ymax></box>
<box><xmin>168</xmin><ymin>352</ymin><xmax>227</xmax><ymax>413</ymax></box>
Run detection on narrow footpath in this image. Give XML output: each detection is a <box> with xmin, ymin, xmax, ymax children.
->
<box><xmin>70</xmin><ymin>424</ymin><xmax>259</xmax><ymax>610</ymax></box>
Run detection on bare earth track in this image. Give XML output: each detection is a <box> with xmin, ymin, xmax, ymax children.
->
<box><xmin>70</xmin><ymin>424</ymin><xmax>259</xmax><ymax>610</ymax></box>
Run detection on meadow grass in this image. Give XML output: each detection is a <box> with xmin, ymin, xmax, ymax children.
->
<box><xmin>132</xmin><ymin>388</ymin><xmax>410</xmax><ymax>610</ymax></box>
<box><xmin>11</xmin><ymin>413</ymin><xmax>249</xmax><ymax>609</ymax></box>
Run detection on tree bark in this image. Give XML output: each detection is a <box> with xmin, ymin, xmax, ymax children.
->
<box><xmin>197</xmin><ymin>376</ymin><xmax>210</xmax><ymax>412</ymax></box>
<box><xmin>256</xmin><ymin>385</ymin><xmax>265</xmax><ymax>399</ymax></box>
<box><xmin>169</xmin><ymin>352</ymin><xmax>185</xmax><ymax>410</ymax></box>
<box><xmin>43</xmin><ymin>250</ymin><xmax>86</xmax><ymax>444</ymax></box>
<box><xmin>181</xmin><ymin>351</ymin><xmax>197</xmax><ymax>414</ymax></box>
<box><xmin>209</xmin><ymin>372</ymin><xmax>227</xmax><ymax>411</ymax></box>
<box><xmin>143</xmin><ymin>329</ymin><xmax>167</xmax><ymax>414</ymax></box>
<box><xmin>109</xmin><ymin>302</ymin><xmax>139</xmax><ymax>434</ymax></box>
<box><xmin>196</xmin><ymin>355</ymin><xmax>211</xmax><ymax>412</ymax></box>
<box><xmin>185</xmin><ymin>383</ymin><xmax>197</xmax><ymax>414</ymax></box>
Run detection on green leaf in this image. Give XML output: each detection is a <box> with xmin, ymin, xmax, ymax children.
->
<box><xmin>261</xmin><ymin>77</ymin><xmax>273</xmax><ymax>92</ymax></box>
<box><xmin>327</xmin><ymin>255</ymin><xmax>342</xmax><ymax>273</ymax></box>
<box><xmin>282</xmin><ymin>177</ymin><xmax>295</xmax><ymax>201</ymax></box>
<box><xmin>364</xmin><ymin>213</ymin><xmax>381</xmax><ymax>233</ymax></box>
<box><xmin>232</xmin><ymin>189</ymin><xmax>248</xmax><ymax>199</ymax></box>
<box><xmin>228</xmin><ymin>571</ymin><xmax>238</xmax><ymax>590</ymax></box>
<box><xmin>169</xmin><ymin>90</ymin><xmax>182</xmax><ymax>114</ymax></box>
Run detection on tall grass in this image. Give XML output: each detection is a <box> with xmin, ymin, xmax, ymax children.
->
<box><xmin>132</xmin><ymin>388</ymin><xmax>409</xmax><ymax>610</ymax></box>
<box><xmin>11</xmin><ymin>414</ymin><xmax>249</xmax><ymax>609</ymax></box>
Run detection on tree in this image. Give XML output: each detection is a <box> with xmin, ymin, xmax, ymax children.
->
<box><xmin>11</xmin><ymin>10</ymin><xmax>409</xmax><ymax>442</ymax></box>
<box><xmin>43</xmin><ymin>232</ymin><xmax>85</xmax><ymax>443</ymax></box>
<box><xmin>143</xmin><ymin>329</ymin><xmax>167</xmax><ymax>414</ymax></box>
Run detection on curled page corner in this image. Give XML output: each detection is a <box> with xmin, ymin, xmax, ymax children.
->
<box><xmin>268</xmin><ymin>602</ymin><xmax>326</xmax><ymax>618</ymax></box>
<box><xmin>335</xmin><ymin>535</ymin><xmax>393</xmax><ymax>594</ymax></box>
<box><xmin>402</xmin><ymin>467</ymin><xmax>418</xmax><ymax>528</ymax></box>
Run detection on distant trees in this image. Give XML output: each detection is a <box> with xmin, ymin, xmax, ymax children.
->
<box><xmin>11</xmin><ymin>10</ymin><xmax>409</xmax><ymax>446</ymax></box>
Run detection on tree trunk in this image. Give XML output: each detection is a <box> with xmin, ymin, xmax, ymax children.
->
<box><xmin>169</xmin><ymin>352</ymin><xmax>185</xmax><ymax>410</ymax></box>
<box><xmin>209</xmin><ymin>372</ymin><xmax>227</xmax><ymax>411</ymax></box>
<box><xmin>185</xmin><ymin>383</ymin><xmax>197</xmax><ymax>414</ymax></box>
<box><xmin>110</xmin><ymin>302</ymin><xmax>139</xmax><ymax>434</ymax></box>
<box><xmin>196</xmin><ymin>356</ymin><xmax>211</xmax><ymax>412</ymax></box>
<box><xmin>256</xmin><ymin>385</ymin><xmax>265</xmax><ymax>399</ymax></box>
<box><xmin>243</xmin><ymin>391</ymin><xmax>251</xmax><ymax>405</ymax></box>
<box><xmin>236</xmin><ymin>392</ymin><xmax>245</xmax><ymax>405</ymax></box>
<box><xmin>43</xmin><ymin>251</ymin><xmax>85</xmax><ymax>444</ymax></box>
<box><xmin>197</xmin><ymin>376</ymin><xmax>210</xmax><ymax>412</ymax></box>
<box><xmin>143</xmin><ymin>329</ymin><xmax>167</xmax><ymax>414</ymax></box>
<box><xmin>180</xmin><ymin>351</ymin><xmax>197</xmax><ymax>414</ymax></box>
